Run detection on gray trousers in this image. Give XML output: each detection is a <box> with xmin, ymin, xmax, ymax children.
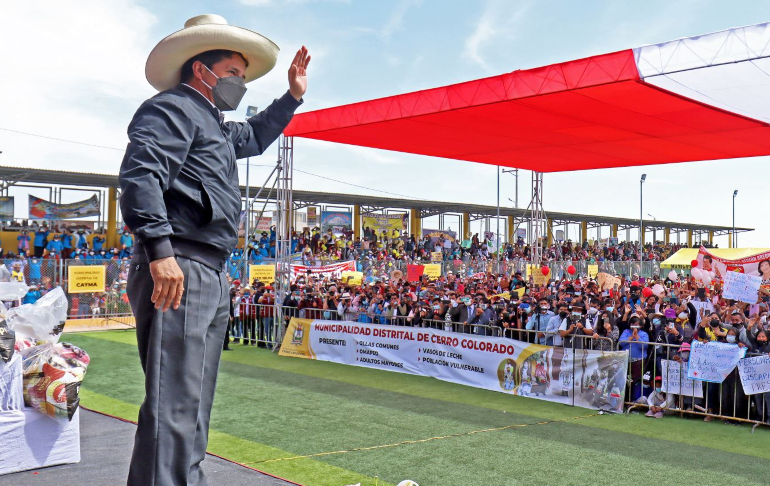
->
<box><xmin>126</xmin><ymin>257</ymin><xmax>229</xmax><ymax>486</ymax></box>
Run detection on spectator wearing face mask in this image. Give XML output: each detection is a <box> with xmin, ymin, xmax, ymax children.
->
<box><xmin>450</xmin><ymin>295</ymin><xmax>475</xmax><ymax>333</ymax></box>
<box><xmin>472</xmin><ymin>298</ymin><xmax>496</xmax><ymax>336</ymax></box>
<box><xmin>592</xmin><ymin>310</ymin><xmax>619</xmax><ymax>351</ymax></box>
<box><xmin>697</xmin><ymin>314</ymin><xmax>728</xmax><ymax>343</ymax></box>
<box><xmin>641</xmin><ymin>377</ymin><xmax>674</xmax><ymax>419</ymax></box>
<box><xmin>548</xmin><ymin>302</ymin><xmax>569</xmax><ymax>347</ymax></box>
<box><xmin>559</xmin><ymin>305</ymin><xmax>593</xmax><ymax>349</ymax></box>
<box><xmin>526</xmin><ymin>298</ymin><xmax>554</xmax><ymax>345</ymax></box>
<box><xmin>618</xmin><ymin>316</ymin><xmax>650</xmax><ymax>360</ymax></box>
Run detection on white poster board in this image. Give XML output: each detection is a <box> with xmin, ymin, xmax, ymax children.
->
<box><xmin>661</xmin><ymin>359</ymin><xmax>703</xmax><ymax>398</ymax></box>
<box><xmin>687</xmin><ymin>341</ymin><xmax>746</xmax><ymax>383</ymax></box>
<box><xmin>738</xmin><ymin>355</ymin><xmax>770</xmax><ymax>395</ymax></box>
<box><xmin>722</xmin><ymin>271</ymin><xmax>761</xmax><ymax>304</ymax></box>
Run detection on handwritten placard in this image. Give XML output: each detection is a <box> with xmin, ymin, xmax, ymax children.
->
<box><xmin>722</xmin><ymin>270</ymin><xmax>761</xmax><ymax>304</ymax></box>
<box><xmin>738</xmin><ymin>355</ymin><xmax>770</xmax><ymax>395</ymax></box>
<box><xmin>597</xmin><ymin>272</ymin><xmax>621</xmax><ymax>291</ymax></box>
<box><xmin>687</xmin><ymin>341</ymin><xmax>746</xmax><ymax>383</ymax></box>
<box><xmin>661</xmin><ymin>360</ymin><xmax>703</xmax><ymax>398</ymax></box>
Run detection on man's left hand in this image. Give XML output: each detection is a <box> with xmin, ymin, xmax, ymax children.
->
<box><xmin>289</xmin><ymin>46</ymin><xmax>311</xmax><ymax>101</ymax></box>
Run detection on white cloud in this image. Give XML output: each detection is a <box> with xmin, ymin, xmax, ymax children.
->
<box><xmin>381</xmin><ymin>0</ymin><xmax>423</xmax><ymax>40</ymax></box>
<box><xmin>0</xmin><ymin>0</ymin><xmax>158</xmax><ymax>176</ymax></box>
<box><xmin>464</xmin><ymin>0</ymin><xmax>531</xmax><ymax>70</ymax></box>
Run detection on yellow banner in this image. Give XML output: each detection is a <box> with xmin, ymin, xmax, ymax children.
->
<box><xmin>423</xmin><ymin>264</ymin><xmax>442</xmax><ymax>279</ymax></box>
<box><xmin>587</xmin><ymin>264</ymin><xmax>598</xmax><ymax>279</ymax></box>
<box><xmin>68</xmin><ymin>265</ymin><xmax>105</xmax><ymax>294</ymax></box>
<box><xmin>362</xmin><ymin>214</ymin><xmax>406</xmax><ymax>238</ymax></box>
<box><xmin>526</xmin><ymin>264</ymin><xmax>548</xmax><ymax>286</ymax></box>
<box><xmin>249</xmin><ymin>264</ymin><xmax>276</xmax><ymax>285</ymax></box>
<box><xmin>279</xmin><ymin>318</ymin><xmax>316</xmax><ymax>359</ymax></box>
<box><xmin>430</xmin><ymin>251</ymin><xmax>443</xmax><ymax>262</ymax></box>
<box><xmin>340</xmin><ymin>271</ymin><xmax>364</xmax><ymax>286</ymax></box>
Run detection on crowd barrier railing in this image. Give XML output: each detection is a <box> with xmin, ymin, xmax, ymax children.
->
<box><xmin>618</xmin><ymin>339</ymin><xmax>769</xmax><ymax>428</ymax></box>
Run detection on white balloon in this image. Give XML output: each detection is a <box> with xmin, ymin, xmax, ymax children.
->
<box><xmin>702</xmin><ymin>274</ymin><xmax>712</xmax><ymax>285</ymax></box>
<box><xmin>668</xmin><ymin>270</ymin><xmax>678</xmax><ymax>281</ymax></box>
<box><xmin>690</xmin><ymin>268</ymin><xmax>702</xmax><ymax>280</ymax></box>
<box><xmin>397</xmin><ymin>482</ymin><xmax>419</xmax><ymax>486</ymax></box>
<box><xmin>652</xmin><ymin>284</ymin><xmax>665</xmax><ymax>296</ymax></box>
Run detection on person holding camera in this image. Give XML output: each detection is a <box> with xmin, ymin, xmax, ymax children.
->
<box><xmin>559</xmin><ymin>304</ymin><xmax>593</xmax><ymax>349</ymax></box>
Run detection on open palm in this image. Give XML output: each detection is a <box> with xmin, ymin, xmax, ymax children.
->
<box><xmin>288</xmin><ymin>46</ymin><xmax>310</xmax><ymax>101</ymax></box>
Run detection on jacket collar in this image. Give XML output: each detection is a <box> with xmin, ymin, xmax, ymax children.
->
<box><xmin>177</xmin><ymin>83</ymin><xmax>221</xmax><ymax>122</ymax></box>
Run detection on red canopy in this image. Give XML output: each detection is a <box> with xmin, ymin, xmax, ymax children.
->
<box><xmin>284</xmin><ymin>49</ymin><xmax>770</xmax><ymax>172</ymax></box>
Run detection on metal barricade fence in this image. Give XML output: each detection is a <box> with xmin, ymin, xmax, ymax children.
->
<box><xmin>618</xmin><ymin>339</ymin><xmax>768</xmax><ymax>428</ymax></box>
<box><xmin>63</xmin><ymin>259</ymin><xmax>133</xmax><ymax>319</ymax></box>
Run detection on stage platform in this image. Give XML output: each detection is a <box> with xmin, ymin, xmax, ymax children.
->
<box><xmin>1</xmin><ymin>408</ymin><xmax>297</xmax><ymax>486</ymax></box>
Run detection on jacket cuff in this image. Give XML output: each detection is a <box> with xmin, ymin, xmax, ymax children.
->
<box><xmin>143</xmin><ymin>236</ymin><xmax>174</xmax><ymax>262</ymax></box>
<box><xmin>280</xmin><ymin>90</ymin><xmax>304</xmax><ymax>111</ymax></box>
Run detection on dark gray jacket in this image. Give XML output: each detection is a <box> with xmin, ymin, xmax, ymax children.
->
<box><xmin>119</xmin><ymin>84</ymin><xmax>302</xmax><ymax>269</ymax></box>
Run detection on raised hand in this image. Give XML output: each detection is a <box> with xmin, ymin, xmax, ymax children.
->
<box><xmin>288</xmin><ymin>46</ymin><xmax>311</xmax><ymax>101</ymax></box>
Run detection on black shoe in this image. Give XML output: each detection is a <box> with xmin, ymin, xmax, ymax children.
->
<box><xmin>223</xmin><ymin>347</ymin><xmax>233</xmax><ymax>351</ymax></box>
<box><xmin>242</xmin><ymin>341</ymin><xmax>250</xmax><ymax>346</ymax></box>
<box><xmin>233</xmin><ymin>339</ymin><xmax>240</xmax><ymax>344</ymax></box>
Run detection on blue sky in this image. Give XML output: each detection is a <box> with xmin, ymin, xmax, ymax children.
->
<box><xmin>0</xmin><ymin>0</ymin><xmax>767</xmax><ymax>246</ymax></box>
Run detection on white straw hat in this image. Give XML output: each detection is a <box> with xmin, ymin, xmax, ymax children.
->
<box><xmin>146</xmin><ymin>14</ymin><xmax>279</xmax><ymax>91</ymax></box>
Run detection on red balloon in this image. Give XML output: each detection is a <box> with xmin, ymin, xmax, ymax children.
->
<box><xmin>541</xmin><ymin>266</ymin><xmax>550</xmax><ymax>276</ymax></box>
<box><xmin>631</xmin><ymin>281</ymin><xmax>640</xmax><ymax>287</ymax></box>
<box><xmin>642</xmin><ymin>287</ymin><xmax>654</xmax><ymax>298</ymax></box>
<box><xmin>567</xmin><ymin>265</ymin><xmax>576</xmax><ymax>275</ymax></box>
<box><xmin>691</xmin><ymin>259</ymin><xmax>699</xmax><ymax>268</ymax></box>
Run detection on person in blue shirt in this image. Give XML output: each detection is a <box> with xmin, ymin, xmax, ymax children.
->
<box><xmin>60</xmin><ymin>230</ymin><xmax>75</xmax><ymax>259</ymax></box>
<box><xmin>92</xmin><ymin>236</ymin><xmax>105</xmax><ymax>252</ymax></box>
<box><xmin>76</xmin><ymin>230</ymin><xmax>89</xmax><ymax>250</ymax></box>
<box><xmin>45</xmin><ymin>235</ymin><xmax>64</xmax><ymax>258</ymax></box>
<box><xmin>119</xmin><ymin>230</ymin><xmax>134</xmax><ymax>250</ymax></box>
<box><xmin>17</xmin><ymin>230</ymin><xmax>31</xmax><ymax>256</ymax></box>
<box><xmin>33</xmin><ymin>225</ymin><xmax>50</xmax><ymax>258</ymax></box>
<box><xmin>27</xmin><ymin>258</ymin><xmax>42</xmax><ymax>285</ymax></box>
<box><xmin>618</xmin><ymin>316</ymin><xmax>650</xmax><ymax>359</ymax></box>
<box><xmin>22</xmin><ymin>285</ymin><xmax>42</xmax><ymax>305</ymax></box>
<box><xmin>119</xmin><ymin>244</ymin><xmax>133</xmax><ymax>260</ymax></box>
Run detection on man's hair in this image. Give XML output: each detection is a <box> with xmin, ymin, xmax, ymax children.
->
<box><xmin>180</xmin><ymin>49</ymin><xmax>249</xmax><ymax>84</ymax></box>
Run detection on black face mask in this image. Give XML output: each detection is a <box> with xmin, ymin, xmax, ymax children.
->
<box><xmin>710</xmin><ymin>319</ymin><xmax>720</xmax><ymax>328</ymax></box>
<box><xmin>559</xmin><ymin>311</ymin><xmax>568</xmax><ymax>319</ymax></box>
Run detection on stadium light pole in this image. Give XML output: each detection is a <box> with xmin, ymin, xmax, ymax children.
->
<box><xmin>733</xmin><ymin>190</ymin><xmax>738</xmax><ymax>248</ymax></box>
<box><xmin>639</xmin><ymin>174</ymin><xmax>647</xmax><ymax>260</ymax></box>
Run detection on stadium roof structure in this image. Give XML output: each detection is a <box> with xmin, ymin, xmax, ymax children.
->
<box><xmin>0</xmin><ymin>166</ymin><xmax>750</xmax><ymax>237</ymax></box>
<box><xmin>284</xmin><ymin>22</ymin><xmax>770</xmax><ymax>172</ymax></box>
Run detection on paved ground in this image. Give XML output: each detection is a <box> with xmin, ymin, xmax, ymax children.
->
<box><xmin>1</xmin><ymin>409</ymin><xmax>297</xmax><ymax>486</ymax></box>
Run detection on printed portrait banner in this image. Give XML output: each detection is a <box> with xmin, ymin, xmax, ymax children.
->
<box><xmin>587</xmin><ymin>265</ymin><xmax>599</xmax><ymax>279</ymax></box>
<box><xmin>67</xmin><ymin>265</ymin><xmax>106</xmax><ymax>294</ymax></box>
<box><xmin>280</xmin><ymin>319</ymin><xmax>629</xmax><ymax>413</ymax></box>
<box><xmin>697</xmin><ymin>246</ymin><xmax>770</xmax><ymax>289</ymax></box>
<box><xmin>687</xmin><ymin>341</ymin><xmax>746</xmax><ymax>383</ymax></box>
<box><xmin>29</xmin><ymin>194</ymin><xmax>100</xmax><ymax>220</ymax></box>
<box><xmin>660</xmin><ymin>360</ymin><xmax>703</xmax><ymax>398</ymax></box>
<box><xmin>362</xmin><ymin>213</ymin><xmax>407</xmax><ymax>238</ymax></box>
<box><xmin>320</xmin><ymin>211</ymin><xmax>352</xmax><ymax>236</ymax></box>
<box><xmin>249</xmin><ymin>264</ymin><xmax>276</xmax><ymax>285</ymax></box>
<box><xmin>722</xmin><ymin>270</ymin><xmax>762</xmax><ymax>304</ymax></box>
<box><xmin>291</xmin><ymin>261</ymin><xmax>356</xmax><ymax>281</ymax></box>
<box><xmin>737</xmin><ymin>355</ymin><xmax>770</xmax><ymax>395</ymax></box>
<box><xmin>307</xmin><ymin>207</ymin><xmax>318</xmax><ymax>227</ymax></box>
<box><xmin>0</xmin><ymin>196</ymin><xmax>14</xmax><ymax>220</ymax></box>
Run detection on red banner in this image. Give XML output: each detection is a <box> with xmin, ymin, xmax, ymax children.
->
<box><xmin>697</xmin><ymin>247</ymin><xmax>770</xmax><ymax>288</ymax></box>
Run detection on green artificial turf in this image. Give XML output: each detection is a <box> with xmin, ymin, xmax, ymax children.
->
<box><xmin>66</xmin><ymin>330</ymin><xmax>770</xmax><ymax>486</ymax></box>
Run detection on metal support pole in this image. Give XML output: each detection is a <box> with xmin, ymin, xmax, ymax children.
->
<box><xmin>274</xmin><ymin>136</ymin><xmax>294</xmax><ymax>351</ymax></box>
<box><xmin>496</xmin><ymin>166</ymin><xmax>500</xmax><ymax>259</ymax></box>
<box><xmin>244</xmin><ymin>157</ymin><xmax>250</xmax><ymax>258</ymax></box>
<box><xmin>733</xmin><ymin>190</ymin><xmax>738</xmax><ymax>248</ymax></box>
<box><xmin>640</xmin><ymin>174</ymin><xmax>646</xmax><ymax>257</ymax></box>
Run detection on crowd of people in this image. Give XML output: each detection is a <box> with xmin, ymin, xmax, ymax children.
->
<box><xmin>237</xmin><ymin>225</ymin><xmax>714</xmax><ymax>266</ymax></box>
<box><xmin>227</xmin><ymin>262</ymin><xmax>770</xmax><ymax>425</ymax></box>
<box><xmin>5</xmin><ymin>222</ymin><xmax>134</xmax><ymax>260</ymax></box>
